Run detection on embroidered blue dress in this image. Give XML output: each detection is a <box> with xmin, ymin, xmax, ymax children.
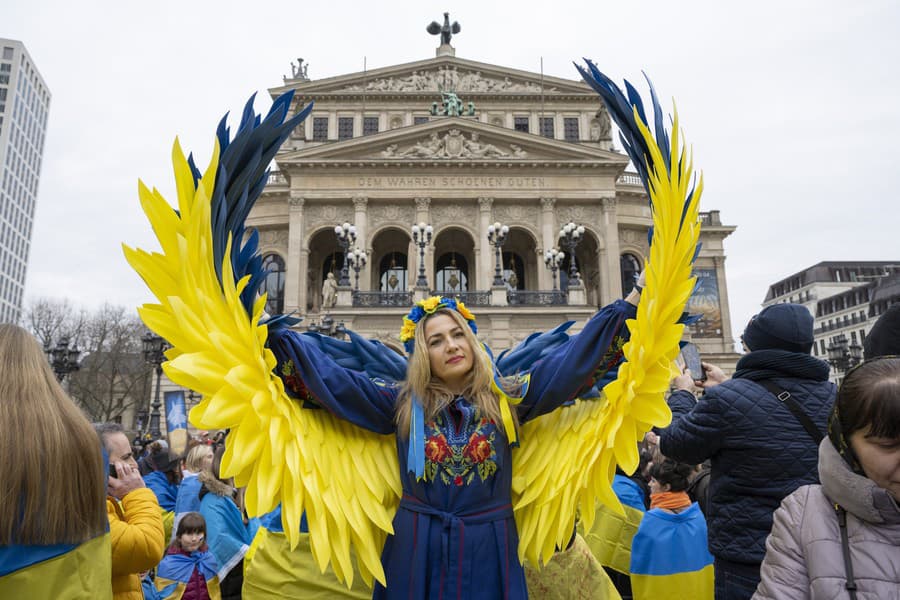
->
<box><xmin>269</xmin><ymin>299</ymin><xmax>635</xmax><ymax>599</ymax></box>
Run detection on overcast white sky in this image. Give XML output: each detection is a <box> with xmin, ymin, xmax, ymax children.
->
<box><xmin>6</xmin><ymin>0</ymin><xmax>899</xmax><ymax>349</ymax></box>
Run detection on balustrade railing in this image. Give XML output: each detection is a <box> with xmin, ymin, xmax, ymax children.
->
<box><xmin>352</xmin><ymin>291</ymin><xmax>414</xmax><ymax>307</ymax></box>
<box><xmin>434</xmin><ymin>290</ymin><xmax>492</xmax><ymax>306</ymax></box>
<box><xmin>508</xmin><ymin>290</ymin><xmax>567</xmax><ymax>305</ymax></box>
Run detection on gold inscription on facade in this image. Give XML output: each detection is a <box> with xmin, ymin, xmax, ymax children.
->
<box><xmin>357</xmin><ymin>176</ymin><xmax>546</xmax><ymax>188</ymax></box>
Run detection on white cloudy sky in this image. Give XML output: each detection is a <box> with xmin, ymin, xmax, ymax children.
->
<box><xmin>6</xmin><ymin>0</ymin><xmax>898</xmax><ymax>349</ymax></box>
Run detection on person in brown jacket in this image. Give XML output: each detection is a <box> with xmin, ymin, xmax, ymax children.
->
<box><xmin>754</xmin><ymin>357</ymin><xmax>900</xmax><ymax>599</ymax></box>
<box><xmin>96</xmin><ymin>423</ymin><xmax>166</xmax><ymax>600</ymax></box>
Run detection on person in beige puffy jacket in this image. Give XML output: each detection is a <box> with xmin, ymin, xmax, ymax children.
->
<box><xmin>754</xmin><ymin>356</ymin><xmax>900</xmax><ymax>599</ymax></box>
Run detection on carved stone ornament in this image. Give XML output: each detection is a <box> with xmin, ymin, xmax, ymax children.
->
<box><xmin>431</xmin><ymin>203</ymin><xmax>466</xmax><ymax>224</ymax></box>
<box><xmin>258</xmin><ymin>228</ymin><xmax>289</xmax><ymax>249</ymax></box>
<box><xmin>378</xmin><ymin>130</ymin><xmax>525</xmax><ymax>159</ymax></box>
<box><xmin>344</xmin><ymin>67</ymin><xmax>558</xmax><ymax>94</ymax></box>
<box><xmin>556</xmin><ymin>205</ymin><xmax>587</xmax><ymax>225</ymax></box>
<box><xmin>353</xmin><ymin>195</ymin><xmax>368</xmax><ymax>210</ymax></box>
<box><xmin>540</xmin><ymin>197</ymin><xmax>556</xmax><ymax>211</ymax></box>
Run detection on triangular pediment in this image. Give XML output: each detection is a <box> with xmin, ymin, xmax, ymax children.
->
<box><xmin>277</xmin><ymin>119</ymin><xmax>627</xmax><ymax>165</ymax></box>
<box><xmin>271</xmin><ymin>55</ymin><xmax>592</xmax><ymax>97</ymax></box>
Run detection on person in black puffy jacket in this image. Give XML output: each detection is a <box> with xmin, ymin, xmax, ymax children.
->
<box><xmin>659</xmin><ymin>303</ymin><xmax>836</xmax><ymax>600</ymax></box>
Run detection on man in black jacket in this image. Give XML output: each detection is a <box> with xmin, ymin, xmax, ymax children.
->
<box><xmin>660</xmin><ymin>303</ymin><xmax>836</xmax><ymax>600</ymax></box>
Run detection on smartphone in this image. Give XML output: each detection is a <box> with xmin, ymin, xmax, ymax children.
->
<box><xmin>108</xmin><ymin>463</ymin><xmax>118</xmax><ymax>479</ymax></box>
<box><xmin>680</xmin><ymin>342</ymin><xmax>707</xmax><ymax>381</ymax></box>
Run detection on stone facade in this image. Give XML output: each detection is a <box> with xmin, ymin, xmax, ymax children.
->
<box><xmin>248</xmin><ymin>46</ymin><xmax>738</xmax><ymax>364</ymax></box>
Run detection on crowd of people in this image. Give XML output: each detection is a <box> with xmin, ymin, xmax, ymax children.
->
<box><xmin>0</xmin><ymin>298</ymin><xmax>897</xmax><ymax>599</ymax></box>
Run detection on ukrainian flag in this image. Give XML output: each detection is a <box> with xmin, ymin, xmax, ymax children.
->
<box><xmin>0</xmin><ymin>533</ymin><xmax>112</xmax><ymax>599</ymax></box>
<box><xmin>629</xmin><ymin>503</ymin><xmax>713</xmax><ymax>599</ymax></box>
<box><xmin>582</xmin><ymin>474</ymin><xmax>646</xmax><ymax>575</ymax></box>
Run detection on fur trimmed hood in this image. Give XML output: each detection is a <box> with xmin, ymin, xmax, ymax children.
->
<box><xmin>197</xmin><ymin>469</ymin><xmax>235</xmax><ymax>498</ymax></box>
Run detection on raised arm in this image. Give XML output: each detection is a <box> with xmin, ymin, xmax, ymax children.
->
<box><xmin>518</xmin><ymin>298</ymin><xmax>637</xmax><ymax>422</ymax></box>
<box><xmin>268</xmin><ymin>329</ymin><xmax>398</xmax><ymax>434</ymax></box>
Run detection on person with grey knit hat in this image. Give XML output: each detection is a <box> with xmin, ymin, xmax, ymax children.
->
<box><xmin>659</xmin><ymin>303</ymin><xmax>837</xmax><ymax>600</ymax></box>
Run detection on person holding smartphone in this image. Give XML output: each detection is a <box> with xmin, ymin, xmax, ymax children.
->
<box><xmin>95</xmin><ymin>423</ymin><xmax>166</xmax><ymax>600</ymax></box>
<box><xmin>659</xmin><ymin>303</ymin><xmax>836</xmax><ymax>600</ymax></box>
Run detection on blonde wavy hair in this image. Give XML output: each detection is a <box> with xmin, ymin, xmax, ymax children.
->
<box><xmin>395</xmin><ymin>308</ymin><xmax>522</xmax><ymax>439</ymax></box>
<box><xmin>0</xmin><ymin>324</ymin><xmax>108</xmax><ymax>545</ymax></box>
<box><xmin>184</xmin><ymin>443</ymin><xmax>214</xmax><ymax>473</ymax></box>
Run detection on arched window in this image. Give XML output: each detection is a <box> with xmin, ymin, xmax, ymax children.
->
<box><xmin>261</xmin><ymin>253</ymin><xmax>285</xmax><ymax>315</ymax></box>
<box><xmin>379</xmin><ymin>253</ymin><xmax>408</xmax><ymax>292</ymax></box>
<box><xmin>435</xmin><ymin>253</ymin><xmax>468</xmax><ymax>293</ymax></box>
<box><xmin>620</xmin><ymin>253</ymin><xmax>642</xmax><ymax>295</ymax></box>
<box><xmin>502</xmin><ymin>252</ymin><xmax>525</xmax><ymax>290</ymax></box>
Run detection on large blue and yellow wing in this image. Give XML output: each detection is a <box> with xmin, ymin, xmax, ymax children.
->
<box><xmin>511</xmin><ymin>63</ymin><xmax>703</xmax><ymax>567</ymax></box>
<box><xmin>123</xmin><ymin>95</ymin><xmax>401</xmax><ymax>588</ymax></box>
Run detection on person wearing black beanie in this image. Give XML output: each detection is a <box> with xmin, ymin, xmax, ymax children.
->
<box><xmin>658</xmin><ymin>303</ymin><xmax>836</xmax><ymax>600</ymax></box>
<box><xmin>864</xmin><ymin>303</ymin><xmax>900</xmax><ymax>360</ymax></box>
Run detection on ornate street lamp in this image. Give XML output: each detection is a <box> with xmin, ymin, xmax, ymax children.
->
<box><xmin>333</xmin><ymin>222</ymin><xmax>357</xmax><ymax>287</ymax></box>
<box><xmin>347</xmin><ymin>246</ymin><xmax>368</xmax><ymax>291</ymax></box>
<box><xmin>43</xmin><ymin>336</ymin><xmax>81</xmax><ymax>382</ymax></box>
<box><xmin>141</xmin><ymin>331</ymin><xmax>169</xmax><ymax>440</ymax></box>
<box><xmin>411</xmin><ymin>222</ymin><xmax>434</xmax><ymax>288</ymax></box>
<box><xmin>543</xmin><ymin>247</ymin><xmax>565</xmax><ymax>291</ymax></box>
<box><xmin>558</xmin><ymin>222</ymin><xmax>585</xmax><ymax>286</ymax></box>
<box><xmin>487</xmin><ymin>222</ymin><xmax>509</xmax><ymax>286</ymax></box>
<box><xmin>826</xmin><ymin>334</ymin><xmax>863</xmax><ymax>375</ymax></box>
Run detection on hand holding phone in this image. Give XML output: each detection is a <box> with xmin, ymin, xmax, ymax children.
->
<box><xmin>680</xmin><ymin>342</ymin><xmax>707</xmax><ymax>382</ymax></box>
<box><xmin>108</xmin><ymin>463</ymin><xmax>119</xmax><ymax>479</ymax></box>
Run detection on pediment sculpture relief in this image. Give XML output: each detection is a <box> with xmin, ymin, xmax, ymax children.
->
<box><xmin>344</xmin><ymin>67</ymin><xmax>557</xmax><ymax>94</ymax></box>
<box><xmin>379</xmin><ymin>130</ymin><xmax>528</xmax><ymax>159</ymax></box>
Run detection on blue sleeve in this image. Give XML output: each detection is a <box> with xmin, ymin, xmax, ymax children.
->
<box><xmin>268</xmin><ymin>329</ymin><xmax>398</xmax><ymax>434</ymax></box>
<box><xmin>517</xmin><ymin>299</ymin><xmax>635</xmax><ymax>422</ymax></box>
<box><xmin>659</xmin><ymin>388</ymin><xmax>725</xmax><ymax>464</ymax></box>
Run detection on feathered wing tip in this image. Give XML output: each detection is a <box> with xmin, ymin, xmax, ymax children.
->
<box><xmin>205</xmin><ymin>90</ymin><xmax>313</xmax><ymax>316</ymax></box>
<box><xmin>511</xmin><ymin>67</ymin><xmax>704</xmax><ymax>567</ymax></box>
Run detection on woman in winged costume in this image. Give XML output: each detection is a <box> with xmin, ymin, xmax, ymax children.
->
<box><xmin>124</xmin><ymin>60</ymin><xmax>702</xmax><ymax>600</ymax></box>
<box><xmin>269</xmin><ymin>285</ymin><xmax>641</xmax><ymax>598</ymax></box>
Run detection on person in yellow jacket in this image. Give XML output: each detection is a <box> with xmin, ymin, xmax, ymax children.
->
<box><xmin>97</xmin><ymin>423</ymin><xmax>167</xmax><ymax>600</ymax></box>
<box><xmin>0</xmin><ymin>324</ymin><xmax>112</xmax><ymax>600</ymax></box>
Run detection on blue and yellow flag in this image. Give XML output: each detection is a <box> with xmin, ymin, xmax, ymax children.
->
<box><xmin>629</xmin><ymin>503</ymin><xmax>713</xmax><ymax>599</ymax></box>
<box><xmin>0</xmin><ymin>533</ymin><xmax>112</xmax><ymax>599</ymax></box>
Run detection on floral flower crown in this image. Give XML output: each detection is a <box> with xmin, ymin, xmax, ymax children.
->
<box><xmin>400</xmin><ymin>296</ymin><xmax>477</xmax><ymax>352</ymax></box>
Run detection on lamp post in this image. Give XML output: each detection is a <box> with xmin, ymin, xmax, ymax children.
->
<box><xmin>558</xmin><ymin>222</ymin><xmax>585</xmax><ymax>286</ymax></box>
<box><xmin>43</xmin><ymin>336</ymin><xmax>81</xmax><ymax>382</ymax></box>
<box><xmin>487</xmin><ymin>222</ymin><xmax>509</xmax><ymax>286</ymax></box>
<box><xmin>333</xmin><ymin>222</ymin><xmax>357</xmax><ymax>287</ymax></box>
<box><xmin>826</xmin><ymin>334</ymin><xmax>863</xmax><ymax>376</ymax></box>
<box><xmin>411</xmin><ymin>222</ymin><xmax>433</xmax><ymax>288</ymax></box>
<box><xmin>543</xmin><ymin>247</ymin><xmax>565</xmax><ymax>290</ymax></box>
<box><xmin>141</xmin><ymin>331</ymin><xmax>168</xmax><ymax>441</ymax></box>
<box><xmin>347</xmin><ymin>247</ymin><xmax>368</xmax><ymax>291</ymax></box>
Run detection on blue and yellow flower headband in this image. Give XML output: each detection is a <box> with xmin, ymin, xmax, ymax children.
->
<box><xmin>400</xmin><ymin>296</ymin><xmax>477</xmax><ymax>353</ymax></box>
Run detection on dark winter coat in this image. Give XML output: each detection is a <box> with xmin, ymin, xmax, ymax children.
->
<box><xmin>659</xmin><ymin>349</ymin><xmax>836</xmax><ymax>565</ymax></box>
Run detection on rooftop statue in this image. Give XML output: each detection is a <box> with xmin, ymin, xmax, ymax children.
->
<box><xmin>426</xmin><ymin>12</ymin><xmax>461</xmax><ymax>46</ymax></box>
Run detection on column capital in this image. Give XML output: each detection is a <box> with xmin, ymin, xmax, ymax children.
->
<box><xmin>353</xmin><ymin>195</ymin><xmax>369</xmax><ymax>210</ymax></box>
<box><xmin>540</xmin><ymin>197</ymin><xmax>556</xmax><ymax>211</ymax></box>
<box><xmin>288</xmin><ymin>193</ymin><xmax>305</xmax><ymax>209</ymax></box>
<box><xmin>414</xmin><ymin>196</ymin><xmax>431</xmax><ymax>211</ymax></box>
<box><xmin>600</xmin><ymin>196</ymin><xmax>618</xmax><ymax>211</ymax></box>
<box><xmin>478</xmin><ymin>196</ymin><xmax>493</xmax><ymax>211</ymax></box>
<box><xmin>712</xmin><ymin>255</ymin><xmax>725</xmax><ymax>267</ymax></box>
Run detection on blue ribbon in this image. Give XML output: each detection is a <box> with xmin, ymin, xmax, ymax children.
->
<box><xmin>408</xmin><ymin>395</ymin><xmax>426</xmax><ymax>480</ymax></box>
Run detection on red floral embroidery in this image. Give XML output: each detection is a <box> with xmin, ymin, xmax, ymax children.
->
<box><xmin>453</xmin><ymin>475</ymin><xmax>463</xmax><ymax>486</ymax></box>
<box><xmin>425</xmin><ymin>434</ymin><xmax>451</xmax><ymax>463</ymax></box>
<box><xmin>464</xmin><ymin>433</ymin><xmax>492</xmax><ymax>464</ymax></box>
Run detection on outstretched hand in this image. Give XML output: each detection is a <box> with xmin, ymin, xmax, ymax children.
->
<box><xmin>696</xmin><ymin>361</ymin><xmax>728</xmax><ymax>389</ymax></box>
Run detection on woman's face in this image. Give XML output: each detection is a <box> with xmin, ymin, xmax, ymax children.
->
<box><xmin>849</xmin><ymin>427</ymin><xmax>900</xmax><ymax>500</ymax></box>
<box><xmin>424</xmin><ymin>313</ymin><xmax>474</xmax><ymax>394</ymax></box>
<box><xmin>180</xmin><ymin>531</ymin><xmax>204</xmax><ymax>553</ymax></box>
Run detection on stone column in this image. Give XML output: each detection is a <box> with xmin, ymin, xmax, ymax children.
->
<box><xmin>538</xmin><ymin>197</ymin><xmax>556</xmax><ymax>290</ymax></box>
<box><xmin>414</xmin><ymin>197</ymin><xmax>432</xmax><ymax>292</ymax></box>
<box><xmin>286</xmin><ymin>193</ymin><xmax>305</xmax><ymax>313</ymax></box>
<box><xmin>713</xmin><ymin>255</ymin><xmax>735</xmax><ymax>352</ymax></box>
<box><xmin>478</xmin><ymin>197</ymin><xmax>494</xmax><ymax>290</ymax></box>
<box><xmin>353</xmin><ymin>195</ymin><xmax>369</xmax><ymax>291</ymax></box>
<box><xmin>601</xmin><ymin>196</ymin><xmax>622</xmax><ymax>304</ymax></box>
<box><xmin>299</xmin><ymin>248</ymin><xmax>310</xmax><ymax>314</ymax></box>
